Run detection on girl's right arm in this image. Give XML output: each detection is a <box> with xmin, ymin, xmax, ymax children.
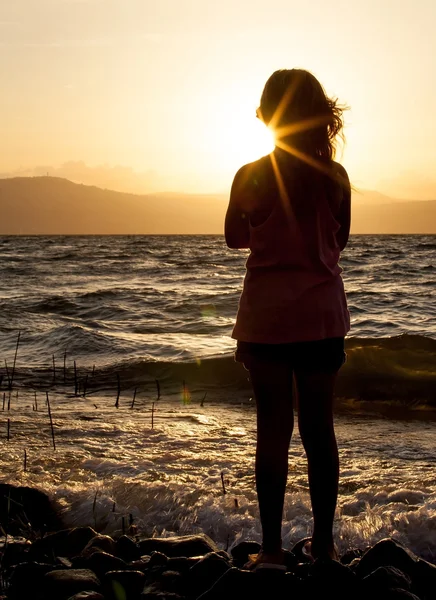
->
<box><xmin>335</xmin><ymin>164</ymin><xmax>351</xmax><ymax>251</ymax></box>
<box><xmin>225</xmin><ymin>165</ymin><xmax>252</xmax><ymax>249</ymax></box>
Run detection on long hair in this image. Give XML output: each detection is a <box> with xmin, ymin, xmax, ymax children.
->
<box><xmin>258</xmin><ymin>69</ymin><xmax>345</xmax><ymax>161</ymax></box>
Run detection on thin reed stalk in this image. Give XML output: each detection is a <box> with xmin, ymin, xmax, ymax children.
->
<box><xmin>9</xmin><ymin>331</ymin><xmax>21</xmax><ymax>390</ymax></box>
<box><xmin>34</xmin><ymin>390</ymin><xmax>38</xmax><ymax>411</ymax></box>
<box><xmin>130</xmin><ymin>387</ymin><xmax>138</xmax><ymax>409</ymax></box>
<box><xmin>46</xmin><ymin>391</ymin><xmax>56</xmax><ymax>450</ymax></box>
<box><xmin>221</xmin><ymin>472</ymin><xmax>227</xmax><ymax>495</ymax></box>
<box><xmin>155</xmin><ymin>378</ymin><xmax>161</xmax><ymax>400</ymax></box>
<box><xmin>115</xmin><ymin>374</ymin><xmax>120</xmax><ymax>408</ymax></box>
<box><xmin>74</xmin><ymin>361</ymin><xmax>78</xmax><ymax>396</ymax></box>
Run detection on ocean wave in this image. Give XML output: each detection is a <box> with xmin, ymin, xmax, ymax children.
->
<box><xmin>53</xmin><ymin>334</ymin><xmax>434</xmax><ymax>409</ymax></box>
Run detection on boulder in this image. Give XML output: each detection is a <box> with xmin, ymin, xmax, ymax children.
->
<box><xmin>73</xmin><ymin>550</ymin><xmax>128</xmax><ymax>578</ymax></box>
<box><xmin>30</xmin><ymin>527</ymin><xmax>97</xmax><ymax>560</ymax></box>
<box><xmin>43</xmin><ymin>569</ymin><xmax>101</xmax><ymax>600</ymax></box>
<box><xmin>355</xmin><ymin>538</ymin><xmax>418</xmax><ymax>579</ymax></box>
<box><xmin>186</xmin><ymin>552</ymin><xmax>231</xmax><ymax>597</ymax></box>
<box><xmin>104</xmin><ymin>570</ymin><xmax>145</xmax><ymax>600</ymax></box>
<box><xmin>8</xmin><ymin>561</ymin><xmax>57</xmax><ymax>599</ymax></box>
<box><xmin>362</xmin><ymin>566</ymin><xmax>412</xmax><ymax>593</ymax></box>
<box><xmin>67</xmin><ymin>593</ymin><xmax>104</xmax><ymax>600</ymax></box>
<box><xmin>81</xmin><ymin>534</ymin><xmax>116</xmax><ymax>557</ymax></box>
<box><xmin>115</xmin><ymin>535</ymin><xmax>141</xmax><ymax>562</ymax></box>
<box><xmin>0</xmin><ymin>484</ymin><xmax>61</xmax><ymax>536</ymax></box>
<box><xmin>138</xmin><ymin>534</ymin><xmax>218</xmax><ymax>558</ymax></box>
<box><xmin>230</xmin><ymin>541</ymin><xmax>261</xmax><ymax>568</ymax></box>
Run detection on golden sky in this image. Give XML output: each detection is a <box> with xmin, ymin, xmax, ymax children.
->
<box><xmin>1</xmin><ymin>0</ymin><xmax>436</xmax><ymax>199</ymax></box>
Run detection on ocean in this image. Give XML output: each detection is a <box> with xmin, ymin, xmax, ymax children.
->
<box><xmin>0</xmin><ymin>234</ymin><xmax>435</xmax><ymax>560</ymax></box>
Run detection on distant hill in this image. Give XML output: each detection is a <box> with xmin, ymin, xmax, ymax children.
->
<box><xmin>0</xmin><ymin>176</ymin><xmax>435</xmax><ymax>234</ymax></box>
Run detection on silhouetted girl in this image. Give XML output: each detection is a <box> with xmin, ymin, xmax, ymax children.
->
<box><xmin>226</xmin><ymin>69</ymin><xmax>350</xmax><ymax>567</ymax></box>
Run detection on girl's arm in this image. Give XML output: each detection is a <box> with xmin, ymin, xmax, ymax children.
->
<box><xmin>225</xmin><ymin>165</ymin><xmax>251</xmax><ymax>249</ymax></box>
<box><xmin>335</xmin><ymin>164</ymin><xmax>351</xmax><ymax>251</ymax></box>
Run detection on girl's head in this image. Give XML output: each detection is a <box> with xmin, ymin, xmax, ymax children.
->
<box><xmin>258</xmin><ymin>69</ymin><xmax>345</xmax><ymax>160</ymax></box>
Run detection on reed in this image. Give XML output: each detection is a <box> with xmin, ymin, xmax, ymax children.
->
<box><xmin>9</xmin><ymin>331</ymin><xmax>21</xmax><ymax>390</ymax></box>
<box><xmin>200</xmin><ymin>392</ymin><xmax>207</xmax><ymax>407</ymax></box>
<box><xmin>74</xmin><ymin>361</ymin><xmax>78</xmax><ymax>396</ymax></box>
<box><xmin>34</xmin><ymin>390</ymin><xmax>38</xmax><ymax>412</ymax></box>
<box><xmin>155</xmin><ymin>378</ymin><xmax>161</xmax><ymax>400</ymax></box>
<box><xmin>2</xmin><ymin>393</ymin><xmax>4</xmax><ymax>411</ymax></box>
<box><xmin>115</xmin><ymin>374</ymin><xmax>120</xmax><ymax>408</ymax></box>
<box><xmin>130</xmin><ymin>387</ymin><xmax>138</xmax><ymax>409</ymax></box>
<box><xmin>7</xmin><ymin>392</ymin><xmax>11</xmax><ymax>411</ymax></box>
<box><xmin>46</xmin><ymin>391</ymin><xmax>56</xmax><ymax>450</ymax></box>
<box><xmin>220</xmin><ymin>472</ymin><xmax>227</xmax><ymax>495</ymax></box>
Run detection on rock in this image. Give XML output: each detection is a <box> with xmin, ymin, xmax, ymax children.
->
<box><xmin>230</xmin><ymin>541</ymin><xmax>261</xmax><ymax>568</ymax></box>
<box><xmin>197</xmin><ymin>567</ymin><xmax>300</xmax><ymax>600</ymax></box>
<box><xmin>186</xmin><ymin>552</ymin><xmax>231</xmax><ymax>598</ymax></box>
<box><xmin>142</xmin><ymin>570</ymin><xmax>183</xmax><ymax>596</ymax></box>
<box><xmin>290</xmin><ymin>537</ymin><xmax>313</xmax><ymax>563</ymax></box>
<box><xmin>8</xmin><ymin>561</ymin><xmax>57</xmax><ymax>599</ymax></box>
<box><xmin>148</xmin><ymin>551</ymin><xmax>169</xmax><ymax>567</ymax></box>
<box><xmin>73</xmin><ymin>550</ymin><xmax>128</xmax><ymax>578</ymax></box>
<box><xmin>67</xmin><ymin>593</ymin><xmax>105</xmax><ymax>600</ymax></box>
<box><xmin>30</xmin><ymin>527</ymin><xmax>97</xmax><ymax>560</ymax></box>
<box><xmin>362</xmin><ymin>566</ymin><xmax>412</xmax><ymax>593</ymax></box>
<box><xmin>115</xmin><ymin>535</ymin><xmax>141</xmax><ymax>562</ymax></box>
<box><xmin>0</xmin><ymin>538</ymin><xmax>31</xmax><ymax>568</ymax></box>
<box><xmin>0</xmin><ymin>484</ymin><xmax>62</xmax><ymax>536</ymax></box>
<box><xmin>382</xmin><ymin>591</ymin><xmax>422</xmax><ymax>600</ymax></box>
<box><xmin>138</xmin><ymin>533</ymin><xmax>218</xmax><ymax>558</ymax></box>
<box><xmin>167</xmin><ymin>555</ymin><xmax>200</xmax><ymax>573</ymax></box>
<box><xmin>43</xmin><ymin>569</ymin><xmax>101</xmax><ymax>600</ymax></box>
<box><xmin>356</xmin><ymin>538</ymin><xmax>418</xmax><ymax>579</ymax></box>
<box><xmin>305</xmin><ymin>558</ymin><xmax>359</xmax><ymax>600</ymax></box>
<box><xmin>104</xmin><ymin>570</ymin><xmax>145</xmax><ymax>600</ymax></box>
<box><xmin>341</xmin><ymin>548</ymin><xmax>364</xmax><ymax>565</ymax></box>
<box><xmin>81</xmin><ymin>534</ymin><xmax>116</xmax><ymax>557</ymax></box>
<box><xmin>130</xmin><ymin>556</ymin><xmax>151</xmax><ymax>571</ymax></box>
<box><xmin>411</xmin><ymin>558</ymin><xmax>436</xmax><ymax>600</ymax></box>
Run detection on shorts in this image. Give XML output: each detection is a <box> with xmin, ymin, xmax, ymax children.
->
<box><xmin>235</xmin><ymin>337</ymin><xmax>346</xmax><ymax>373</ymax></box>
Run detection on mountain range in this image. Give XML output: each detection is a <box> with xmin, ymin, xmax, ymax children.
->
<box><xmin>1</xmin><ymin>176</ymin><xmax>435</xmax><ymax>234</ymax></box>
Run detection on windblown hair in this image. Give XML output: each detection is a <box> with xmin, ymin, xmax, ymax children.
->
<box><xmin>258</xmin><ymin>69</ymin><xmax>345</xmax><ymax>160</ymax></box>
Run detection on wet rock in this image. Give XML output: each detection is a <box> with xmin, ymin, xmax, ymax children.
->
<box><xmin>167</xmin><ymin>555</ymin><xmax>200</xmax><ymax>573</ymax></box>
<box><xmin>115</xmin><ymin>535</ymin><xmax>141</xmax><ymax>561</ymax></box>
<box><xmin>104</xmin><ymin>569</ymin><xmax>145</xmax><ymax>600</ymax></box>
<box><xmin>142</xmin><ymin>570</ymin><xmax>183</xmax><ymax>596</ymax></box>
<box><xmin>230</xmin><ymin>541</ymin><xmax>261</xmax><ymax>568</ymax></box>
<box><xmin>8</xmin><ymin>561</ymin><xmax>56</xmax><ymax>599</ymax></box>
<box><xmin>30</xmin><ymin>527</ymin><xmax>97</xmax><ymax>560</ymax></box>
<box><xmin>81</xmin><ymin>534</ymin><xmax>116</xmax><ymax>557</ymax></box>
<box><xmin>411</xmin><ymin>558</ymin><xmax>436</xmax><ymax>600</ymax></box>
<box><xmin>290</xmin><ymin>537</ymin><xmax>313</xmax><ymax>563</ymax></box>
<box><xmin>73</xmin><ymin>550</ymin><xmax>128</xmax><ymax>578</ymax></box>
<box><xmin>186</xmin><ymin>551</ymin><xmax>231</xmax><ymax>597</ymax></box>
<box><xmin>138</xmin><ymin>533</ymin><xmax>218</xmax><ymax>558</ymax></box>
<box><xmin>197</xmin><ymin>567</ymin><xmax>300</xmax><ymax>600</ymax></box>
<box><xmin>148</xmin><ymin>551</ymin><xmax>169</xmax><ymax>567</ymax></box>
<box><xmin>43</xmin><ymin>569</ymin><xmax>101</xmax><ymax>600</ymax></box>
<box><xmin>305</xmin><ymin>558</ymin><xmax>359</xmax><ymax>600</ymax></box>
<box><xmin>0</xmin><ymin>538</ymin><xmax>31</xmax><ymax>568</ymax></box>
<box><xmin>67</xmin><ymin>593</ymin><xmax>105</xmax><ymax>600</ymax></box>
<box><xmin>0</xmin><ymin>484</ymin><xmax>62</xmax><ymax>536</ymax></box>
<box><xmin>341</xmin><ymin>548</ymin><xmax>364</xmax><ymax>565</ymax></box>
<box><xmin>362</xmin><ymin>566</ymin><xmax>412</xmax><ymax>593</ymax></box>
<box><xmin>130</xmin><ymin>556</ymin><xmax>151</xmax><ymax>571</ymax></box>
<box><xmin>355</xmin><ymin>538</ymin><xmax>418</xmax><ymax>579</ymax></box>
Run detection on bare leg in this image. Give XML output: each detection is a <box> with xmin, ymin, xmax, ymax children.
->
<box><xmin>248</xmin><ymin>362</ymin><xmax>294</xmax><ymax>558</ymax></box>
<box><xmin>294</xmin><ymin>371</ymin><xmax>339</xmax><ymax>560</ymax></box>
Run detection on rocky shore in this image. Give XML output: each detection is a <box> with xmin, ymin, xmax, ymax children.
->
<box><xmin>0</xmin><ymin>486</ymin><xmax>435</xmax><ymax>600</ymax></box>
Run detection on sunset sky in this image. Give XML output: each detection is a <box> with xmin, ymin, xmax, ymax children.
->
<box><xmin>1</xmin><ymin>0</ymin><xmax>436</xmax><ymax>199</ymax></box>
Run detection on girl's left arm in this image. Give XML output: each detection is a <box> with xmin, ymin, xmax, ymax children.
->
<box><xmin>224</xmin><ymin>165</ymin><xmax>251</xmax><ymax>249</ymax></box>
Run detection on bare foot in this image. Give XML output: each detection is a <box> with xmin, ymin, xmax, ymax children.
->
<box><xmin>304</xmin><ymin>540</ymin><xmax>339</xmax><ymax>562</ymax></box>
